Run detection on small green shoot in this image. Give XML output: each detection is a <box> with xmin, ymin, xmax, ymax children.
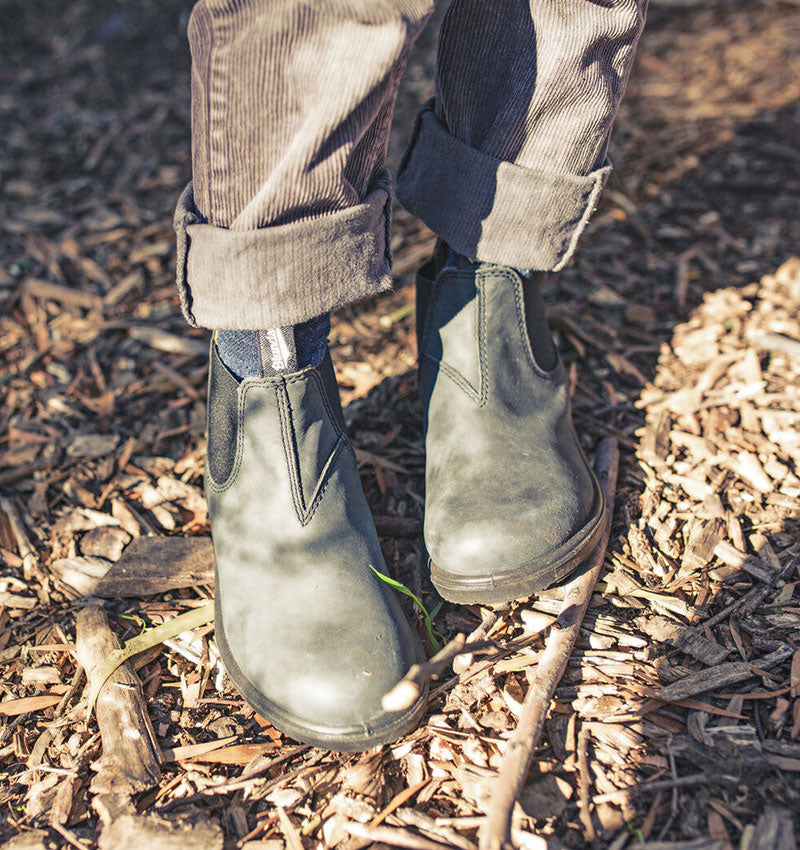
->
<box><xmin>626</xmin><ymin>822</ymin><xmax>645</xmax><ymax>843</ymax></box>
<box><xmin>369</xmin><ymin>565</ymin><xmax>442</xmax><ymax>652</ymax></box>
<box><xmin>87</xmin><ymin>602</ymin><xmax>214</xmax><ymax>714</ymax></box>
<box><xmin>119</xmin><ymin>613</ymin><xmax>147</xmax><ymax>635</ymax></box>
<box><xmin>388</xmin><ymin>302</ymin><xmax>416</xmax><ymax>324</ymax></box>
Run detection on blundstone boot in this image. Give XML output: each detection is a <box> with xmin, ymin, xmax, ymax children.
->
<box><xmin>206</xmin><ymin>342</ymin><xmax>427</xmax><ymax>750</ymax></box>
<box><xmin>417</xmin><ymin>253</ymin><xmax>605</xmax><ymax>605</ymax></box>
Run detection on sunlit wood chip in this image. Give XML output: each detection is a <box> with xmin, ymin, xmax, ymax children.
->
<box><xmin>668</xmin><ymin>474</ymin><xmax>712</xmax><ymax>500</ymax></box>
<box><xmin>502</xmin><ymin>678</ymin><xmax>526</xmax><ymax>718</ymax></box>
<box><xmin>732</xmin><ymin>451</ymin><xmax>773</xmax><ymax>493</ymax></box>
<box><xmin>763</xmin><ymin>455</ymin><xmax>789</xmax><ymax>481</ymax></box>
<box><xmin>518</xmin><ymin>609</ymin><xmax>555</xmax><ymax>635</ymax></box>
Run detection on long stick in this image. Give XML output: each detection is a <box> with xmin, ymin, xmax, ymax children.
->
<box><xmin>480</xmin><ymin>438</ymin><xmax>619</xmax><ymax>850</ymax></box>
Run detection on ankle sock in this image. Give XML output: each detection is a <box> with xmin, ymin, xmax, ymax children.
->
<box><xmin>216</xmin><ymin>314</ymin><xmax>330</xmax><ymax>380</ymax></box>
<box><xmin>441</xmin><ymin>247</ymin><xmax>557</xmax><ymax>372</ymax></box>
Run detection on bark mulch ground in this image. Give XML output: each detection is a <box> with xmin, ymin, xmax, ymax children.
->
<box><xmin>1</xmin><ymin>2</ymin><xmax>799</xmax><ymax>849</ymax></box>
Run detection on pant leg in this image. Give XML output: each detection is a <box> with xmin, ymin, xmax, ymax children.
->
<box><xmin>174</xmin><ymin>0</ymin><xmax>434</xmax><ymax>330</ymax></box>
<box><xmin>395</xmin><ymin>0</ymin><xmax>647</xmax><ymax>271</ymax></box>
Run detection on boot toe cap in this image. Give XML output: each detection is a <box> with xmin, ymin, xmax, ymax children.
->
<box><xmin>426</xmin><ymin>477</ymin><xmax>605</xmax><ymax>604</ymax></box>
<box><xmin>426</xmin><ymin>479</ymin><xmax>597</xmax><ymax>578</ymax></box>
<box><xmin>215</xmin><ymin>575</ymin><xmax>426</xmax><ymax>746</ymax></box>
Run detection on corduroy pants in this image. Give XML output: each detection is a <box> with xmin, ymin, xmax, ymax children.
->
<box><xmin>174</xmin><ymin>0</ymin><xmax>647</xmax><ymax>330</ymax></box>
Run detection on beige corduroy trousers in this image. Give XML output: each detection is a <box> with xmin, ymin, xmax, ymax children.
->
<box><xmin>174</xmin><ymin>0</ymin><xmax>647</xmax><ymax>330</ymax></box>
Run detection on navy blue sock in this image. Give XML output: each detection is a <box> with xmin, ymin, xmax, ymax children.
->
<box><xmin>216</xmin><ymin>314</ymin><xmax>330</xmax><ymax>380</ymax></box>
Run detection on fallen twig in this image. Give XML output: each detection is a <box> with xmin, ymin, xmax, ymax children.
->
<box><xmin>577</xmin><ymin>726</ymin><xmax>596</xmax><ymax>843</ymax></box>
<box><xmin>656</xmin><ymin>645</ymin><xmax>793</xmax><ymax>703</ymax></box>
<box><xmin>453</xmin><ymin>604</ymin><xmax>511</xmax><ymax>674</ymax></box>
<box><xmin>344</xmin><ymin>821</ymin><xmax>459</xmax><ymax>850</ymax></box>
<box><xmin>382</xmin><ymin>633</ymin><xmax>499</xmax><ymax>712</ymax></box>
<box><xmin>392</xmin><ymin>808</ymin><xmax>479</xmax><ymax>850</ymax></box>
<box><xmin>591</xmin><ymin>772</ymin><xmax>740</xmax><ymax>805</ymax></box>
<box><xmin>480</xmin><ymin>437</ymin><xmax>619</xmax><ymax>850</ymax></box>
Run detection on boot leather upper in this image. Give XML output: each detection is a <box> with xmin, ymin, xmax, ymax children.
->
<box><xmin>206</xmin><ymin>344</ymin><xmax>424</xmax><ymax>738</ymax></box>
<box><xmin>418</xmin><ymin>261</ymin><xmax>601</xmax><ymax>582</ymax></box>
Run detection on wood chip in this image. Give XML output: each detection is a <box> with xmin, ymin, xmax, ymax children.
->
<box><xmin>657</xmin><ymin>647</ymin><xmax>793</xmax><ymax>702</ymax></box>
<box><xmin>0</xmin><ymin>694</ymin><xmax>62</xmax><ymax>716</ymax></box>
<box><xmin>97</xmin><ymin>812</ymin><xmax>223</xmax><ymax>850</ymax></box>
<box><xmin>75</xmin><ymin>600</ymin><xmax>161</xmax><ymax>797</ymax></box>
<box><xmin>94</xmin><ymin>537</ymin><xmax>214</xmax><ymax>597</ymax></box>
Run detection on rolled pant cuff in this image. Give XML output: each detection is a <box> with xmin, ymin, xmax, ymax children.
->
<box><xmin>173</xmin><ymin>175</ymin><xmax>394</xmax><ymax>329</ymax></box>
<box><xmin>395</xmin><ymin>102</ymin><xmax>612</xmax><ymax>272</ymax></box>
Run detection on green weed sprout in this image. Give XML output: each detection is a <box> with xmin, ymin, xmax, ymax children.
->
<box><xmin>369</xmin><ymin>565</ymin><xmax>443</xmax><ymax>652</ymax></box>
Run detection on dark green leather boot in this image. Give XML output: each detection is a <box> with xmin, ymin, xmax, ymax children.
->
<box><xmin>206</xmin><ymin>342</ymin><xmax>427</xmax><ymax>750</ymax></box>
<box><xmin>417</xmin><ymin>256</ymin><xmax>605</xmax><ymax>605</ymax></box>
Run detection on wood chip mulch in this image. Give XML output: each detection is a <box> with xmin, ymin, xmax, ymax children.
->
<box><xmin>1</xmin><ymin>1</ymin><xmax>799</xmax><ymax>849</ymax></box>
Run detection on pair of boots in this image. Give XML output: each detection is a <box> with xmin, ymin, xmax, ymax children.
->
<box><xmin>207</xmin><ymin>254</ymin><xmax>605</xmax><ymax>751</ymax></box>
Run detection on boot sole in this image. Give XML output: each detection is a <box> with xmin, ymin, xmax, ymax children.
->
<box><xmin>430</xmin><ymin>481</ymin><xmax>607</xmax><ymax>606</ymax></box>
<box><xmin>213</xmin><ymin>574</ymin><xmax>428</xmax><ymax>752</ymax></box>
